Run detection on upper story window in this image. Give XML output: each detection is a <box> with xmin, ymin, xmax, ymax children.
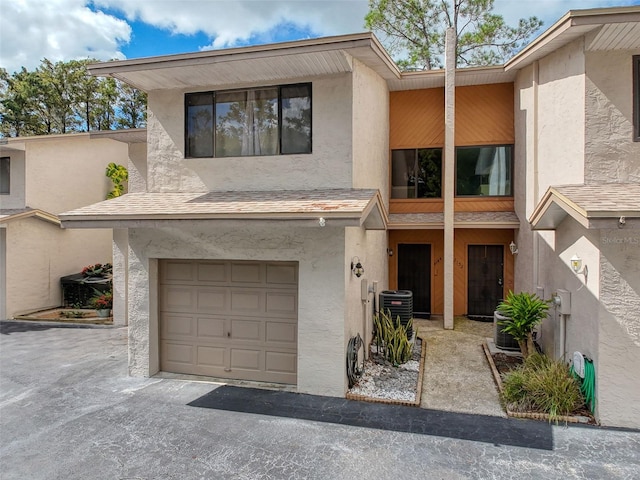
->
<box><xmin>456</xmin><ymin>145</ymin><xmax>512</xmax><ymax>197</ymax></box>
<box><xmin>0</xmin><ymin>157</ymin><xmax>9</xmax><ymax>194</ymax></box>
<box><xmin>634</xmin><ymin>55</ymin><xmax>639</xmax><ymax>142</ymax></box>
<box><xmin>391</xmin><ymin>148</ymin><xmax>442</xmax><ymax>199</ymax></box>
<box><xmin>186</xmin><ymin>83</ymin><xmax>311</xmax><ymax>158</ymax></box>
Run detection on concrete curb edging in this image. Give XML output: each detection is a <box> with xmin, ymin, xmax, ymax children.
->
<box><xmin>346</xmin><ymin>334</ymin><xmax>427</xmax><ymax>407</ymax></box>
<box><xmin>482</xmin><ymin>342</ymin><xmax>591</xmax><ymax>424</ymax></box>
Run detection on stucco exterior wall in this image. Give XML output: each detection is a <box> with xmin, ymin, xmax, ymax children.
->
<box><xmin>4</xmin><ymin>218</ymin><xmax>112</xmax><ymax>317</ymax></box>
<box><xmin>584</xmin><ymin>47</ymin><xmax>640</xmax><ymax>184</ymax></box>
<box><xmin>126</xmin><ymin>223</ymin><xmax>349</xmax><ymax>397</ymax></box>
<box><xmin>351</xmin><ymin>58</ymin><xmax>389</xmax><ymax>207</ymax></box>
<box><xmin>145</xmin><ymin>74</ymin><xmax>354</xmax><ymax>193</ymax></box>
<box><xmin>128</xmin><ymin>142</ymin><xmax>148</xmax><ymax>193</ymax></box>
<box><xmin>597</xmin><ymin>228</ymin><xmax>640</xmax><ymax>428</ymax></box>
<box><xmin>24</xmin><ymin>135</ymin><xmax>129</xmax><ymax>213</ymax></box>
<box><xmin>536</xmin><ymin>38</ymin><xmax>586</xmax><ymax>198</ymax></box>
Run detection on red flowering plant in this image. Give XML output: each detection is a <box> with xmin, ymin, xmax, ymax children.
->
<box><xmin>90</xmin><ymin>291</ymin><xmax>113</xmax><ymax>310</ymax></box>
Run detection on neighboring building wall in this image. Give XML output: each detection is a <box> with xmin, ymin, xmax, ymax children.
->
<box><xmin>145</xmin><ymin>74</ymin><xmax>354</xmax><ymax>193</ymax></box>
<box><xmin>4</xmin><ymin>218</ymin><xmax>112</xmax><ymax>316</ymax></box>
<box><xmin>126</xmin><ymin>224</ymin><xmax>349</xmax><ymax>397</ymax></box>
<box><xmin>584</xmin><ymin>47</ymin><xmax>640</xmax><ymax>184</ymax></box>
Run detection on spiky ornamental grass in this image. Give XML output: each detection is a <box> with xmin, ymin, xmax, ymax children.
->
<box><xmin>501</xmin><ymin>353</ymin><xmax>584</xmax><ymax>420</ymax></box>
<box><xmin>373</xmin><ymin>309</ymin><xmax>413</xmax><ymax>366</ymax></box>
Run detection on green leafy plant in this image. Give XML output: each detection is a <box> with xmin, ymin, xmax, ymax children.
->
<box><xmin>105</xmin><ymin>162</ymin><xmax>128</xmax><ymax>199</ymax></box>
<box><xmin>497</xmin><ymin>291</ymin><xmax>549</xmax><ymax>358</ymax></box>
<box><xmin>373</xmin><ymin>309</ymin><xmax>413</xmax><ymax>366</ymax></box>
<box><xmin>81</xmin><ymin>262</ymin><xmax>112</xmax><ymax>278</ymax></box>
<box><xmin>501</xmin><ymin>353</ymin><xmax>584</xmax><ymax>421</ymax></box>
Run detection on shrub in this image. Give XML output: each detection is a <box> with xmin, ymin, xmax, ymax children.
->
<box><xmin>501</xmin><ymin>353</ymin><xmax>584</xmax><ymax>420</ymax></box>
<box><xmin>372</xmin><ymin>309</ymin><xmax>413</xmax><ymax>366</ymax></box>
<box><xmin>90</xmin><ymin>291</ymin><xmax>113</xmax><ymax>310</ymax></box>
<box><xmin>497</xmin><ymin>291</ymin><xmax>549</xmax><ymax>357</ymax></box>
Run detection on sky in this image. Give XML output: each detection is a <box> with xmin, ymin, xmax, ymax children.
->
<box><xmin>1</xmin><ymin>0</ymin><xmax>639</xmax><ymax>73</ymax></box>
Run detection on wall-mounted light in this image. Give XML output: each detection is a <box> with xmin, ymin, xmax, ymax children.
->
<box><xmin>318</xmin><ymin>217</ymin><xmax>326</xmax><ymax>227</ymax></box>
<box><xmin>387</xmin><ymin>248</ymin><xmax>394</xmax><ymax>256</ymax></box>
<box><xmin>570</xmin><ymin>253</ymin><xmax>588</xmax><ymax>283</ymax></box>
<box><xmin>509</xmin><ymin>241</ymin><xmax>518</xmax><ymax>255</ymax></box>
<box><xmin>351</xmin><ymin>256</ymin><xmax>364</xmax><ymax>278</ymax></box>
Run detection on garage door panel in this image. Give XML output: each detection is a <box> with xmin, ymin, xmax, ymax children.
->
<box><xmin>162</xmin><ymin>261</ymin><xmax>195</xmax><ymax>283</ymax></box>
<box><xmin>231</xmin><ymin>262</ymin><xmax>262</xmax><ymax>283</ymax></box>
<box><xmin>197</xmin><ymin>262</ymin><xmax>228</xmax><ymax>283</ymax></box>
<box><xmin>266</xmin><ymin>292</ymin><xmax>297</xmax><ymax>316</ymax></box>
<box><xmin>162</xmin><ymin>286</ymin><xmax>195</xmax><ymax>313</ymax></box>
<box><xmin>265</xmin><ymin>322</ymin><xmax>297</xmax><ymax>344</ymax></box>
<box><xmin>230</xmin><ymin>348</ymin><xmax>262</xmax><ymax>370</ymax></box>
<box><xmin>231</xmin><ymin>319</ymin><xmax>262</xmax><ymax>342</ymax></box>
<box><xmin>196</xmin><ymin>317</ymin><xmax>226</xmax><ymax>338</ymax></box>
<box><xmin>163</xmin><ymin>315</ymin><xmax>194</xmax><ymax>336</ymax></box>
<box><xmin>266</xmin><ymin>264</ymin><xmax>297</xmax><ymax>285</ymax></box>
<box><xmin>196</xmin><ymin>289</ymin><xmax>228</xmax><ymax>312</ymax></box>
<box><xmin>162</xmin><ymin>342</ymin><xmax>194</xmax><ymax>365</ymax></box>
<box><xmin>197</xmin><ymin>345</ymin><xmax>226</xmax><ymax>368</ymax></box>
<box><xmin>265</xmin><ymin>351</ymin><xmax>297</xmax><ymax>375</ymax></box>
<box><xmin>160</xmin><ymin>260</ymin><xmax>297</xmax><ymax>385</ymax></box>
<box><xmin>230</xmin><ymin>290</ymin><xmax>263</xmax><ymax>313</ymax></box>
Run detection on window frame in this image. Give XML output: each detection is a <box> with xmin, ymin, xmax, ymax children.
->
<box><xmin>184</xmin><ymin>82</ymin><xmax>312</xmax><ymax>158</ymax></box>
<box><xmin>0</xmin><ymin>156</ymin><xmax>9</xmax><ymax>195</ymax></box>
<box><xmin>634</xmin><ymin>55</ymin><xmax>640</xmax><ymax>142</ymax></box>
<box><xmin>390</xmin><ymin>147</ymin><xmax>443</xmax><ymax>199</ymax></box>
<box><xmin>454</xmin><ymin>144</ymin><xmax>514</xmax><ymax>198</ymax></box>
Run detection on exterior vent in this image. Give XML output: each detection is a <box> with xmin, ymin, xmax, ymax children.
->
<box><xmin>379</xmin><ymin>290</ymin><xmax>414</xmax><ymax>337</ymax></box>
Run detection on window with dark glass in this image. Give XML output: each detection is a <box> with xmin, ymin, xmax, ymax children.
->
<box><xmin>456</xmin><ymin>145</ymin><xmax>513</xmax><ymax>196</ymax></box>
<box><xmin>0</xmin><ymin>157</ymin><xmax>9</xmax><ymax>194</ymax></box>
<box><xmin>186</xmin><ymin>83</ymin><xmax>311</xmax><ymax>158</ymax></box>
<box><xmin>391</xmin><ymin>148</ymin><xmax>442</xmax><ymax>199</ymax></box>
<box><xmin>634</xmin><ymin>55</ymin><xmax>639</xmax><ymax>142</ymax></box>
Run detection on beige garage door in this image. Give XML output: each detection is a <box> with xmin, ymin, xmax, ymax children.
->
<box><xmin>159</xmin><ymin>260</ymin><xmax>298</xmax><ymax>384</ymax></box>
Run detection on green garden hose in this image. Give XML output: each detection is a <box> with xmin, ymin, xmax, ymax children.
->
<box><xmin>571</xmin><ymin>357</ymin><xmax>596</xmax><ymax>414</ymax></box>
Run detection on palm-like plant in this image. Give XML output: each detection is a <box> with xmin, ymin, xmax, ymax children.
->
<box><xmin>497</xmin><ymin>291</ymin><xmax>549</xmax><ymax>357</ymax></box>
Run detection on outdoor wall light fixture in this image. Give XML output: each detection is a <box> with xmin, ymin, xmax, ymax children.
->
<box><xmin>570</xmin><ymin>254</ymin><xmax>588</xmax><ymax>283</ymax></box>
<box><xmin>351</xmin><ymin>256</ymin><xmax>364</xmax><ymax>278</ymax></box>
<box><xmin>318</xmin><ymin>217</ymin><xmax>326</xmax><ymax>227</ymax></box>
<box><xmin>509</xmin><ymin>241</ymin><xmax>518</xmax><ymax>255</ymax></box>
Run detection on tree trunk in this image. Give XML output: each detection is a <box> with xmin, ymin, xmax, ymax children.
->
<box><xmin>517</xmin><ymin>339</ymin><xmax>529</xmax><ymax>358</ymax></box>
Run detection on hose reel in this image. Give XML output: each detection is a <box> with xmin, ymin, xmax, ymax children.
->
<box><xmin>346</xmin><ymin>333</ymin><xmax>365</xmax><ymax>388</ymax></box>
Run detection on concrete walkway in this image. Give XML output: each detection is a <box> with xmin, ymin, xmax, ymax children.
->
<box><xmin>2</xmin><ymin>320</ymin><xmax>640</xmax><ymax>479</ymax></box>
<box><xmin>416</xmin><ymin>316</ymin><xmax>505</xmax><ymax>417</ymax></box>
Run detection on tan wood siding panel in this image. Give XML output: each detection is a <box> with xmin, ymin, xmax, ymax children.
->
<box><xmin>390</xmin><ymin>89</ymin><xmax>445</xmax><ymax>149</ymax></box>
<box><xmin>455</xmin><ymin>83</ymin><xmax>514</xmax><ymax>146</ymax></box>
<box><xmin>454</xmin><ymin>198</ymin><xmax>514</xmax><ymax>212</ymax></box>
<box><xmin>390</xmin><ymin>200</ymin><xmax>445</xmax><ymax>214</ymax></box>
<box><xmin>159</xmin><ymin>259</ymin><xmax>298</xmax><ymax>384</ymax></box>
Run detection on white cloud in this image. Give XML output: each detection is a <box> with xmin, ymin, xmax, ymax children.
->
<box><xmin>0</xmin><ymin>0</ymin><xmax>131</xmax><ymax>72</ymax></box>
<box><xmin>94</xmin><ymin>0</ymin><xmax>369</xmax><ymax>48</ymax></box>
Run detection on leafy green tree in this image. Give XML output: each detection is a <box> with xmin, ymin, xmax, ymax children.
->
<box><xmin>365</xmin><ymin>0</ymin><xmax>543</xmax><ymax>70</ymax></box>
<box><xmin>116</xmin><ymin>82</ymin><xmax>147</xmax><ymax>129</ymax></box>
<box><xmin>0</xmin><ymin>67</ymin><xmax>44</xmax><ymax>137</ymax></box>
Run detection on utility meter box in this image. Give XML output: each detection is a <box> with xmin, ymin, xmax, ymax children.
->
<box><xmin>556</xmin><ymin>289</ymin><xmax>571</xmax><ymax>315</ymax></box>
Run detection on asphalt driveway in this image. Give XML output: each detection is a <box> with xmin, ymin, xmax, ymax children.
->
<box><xmin>1</xmin><ymin>320</ymin><xmax>639</xmax><ymax>479</ymax></box>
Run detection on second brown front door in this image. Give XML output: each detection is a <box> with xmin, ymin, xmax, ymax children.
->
<box><xmin>467</xmin><ymin>245</ymin><xmax>504</xmax><ymax>320</ymax></box>
<box><xmin>397</xmin><ymin>244</ymin><xmax>431</xmax><ymax>318</ymax></box>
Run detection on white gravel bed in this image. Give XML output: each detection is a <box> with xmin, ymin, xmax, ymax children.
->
<box><xmin>349</xmin><ymin>338</ymin><xmax>421</xmax><ymax>402</ymax></box>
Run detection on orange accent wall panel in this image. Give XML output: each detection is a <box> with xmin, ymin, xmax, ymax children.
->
<box><xmin>390</xmin><ymin>200</ymin><xmax>445</xmax><ymax>214</ymax></box>
<box><xmin>454</xmin><ymin>198</ymin><xmax>514</xmax><ymax>212</ymax></box>
<box><xmin>390</xmin><ymin>89</ymin><xmax>445</xmax><ymax>149</ymax></box>
<box><xmin>389</xmin><ymin>229</ymin><xmax>514</xmax><ymax>316</ymax></box>
<box><xmin>455</xmin><ymin>83</ymin><xmax>514</xmax><ymax>146</ymax></box>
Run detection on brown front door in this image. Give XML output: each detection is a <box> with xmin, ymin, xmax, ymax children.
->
<box><xmin>467</xmin><ymin>245</ymin><xmax>504</xmax><ymax>320</ymax></box>
<box><xmin>397</xmin><ymin>244</ymin><xmax>431</xmax><ymax>318</ymax></box>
